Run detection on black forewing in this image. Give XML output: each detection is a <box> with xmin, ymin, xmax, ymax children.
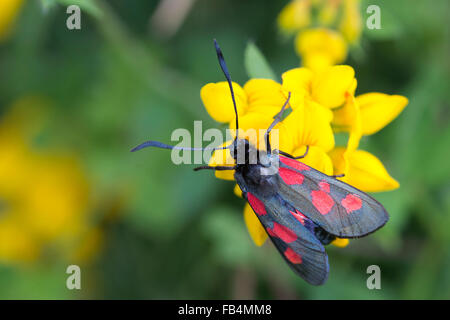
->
<box><xmin>243</xmin><ymin>190</ymin><xmax>329</xmax><ymax>285</ymax></box>
<box><xmin>276</xmin><ymin>155</ymin><xmax>389</xmax><ymax>238</ymax></box>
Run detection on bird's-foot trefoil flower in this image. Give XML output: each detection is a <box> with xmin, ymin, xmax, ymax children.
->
<box><xmin>277</xmin><ymin>0</ymin><xmax>364</xmax><ymax>70</ymax></box>
<box><xmin>0</xmin><ymin>97</ymin><xmax>100</xmax><ymax>265</ymax></box>
<box><xmin>200</xmin><ymin>63</ymin><xmax>407</xmax><ymax>249</ymax></box>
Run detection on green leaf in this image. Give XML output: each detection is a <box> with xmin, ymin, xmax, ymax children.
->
<box><xmin>244</xmin><ymin>42</ymin><xmax>277</xmax><ymax>80</ymax></box>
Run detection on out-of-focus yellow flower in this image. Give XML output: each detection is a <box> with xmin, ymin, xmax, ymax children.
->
<box><xmin>200</xmin><ymin>64</ymin><xmax>407</xmax><ymax>249</ymax></box>
<box><xmin>0</xmin><ymin>0</ymin><xmax>24</xmax><ymax>41</ymax></box>
<box><xmin>317</xmin><ymin>0</ymin><xmax>339</xmax><ymax>26</ymax></box>
<box><xmin>277</xmin><ymin>0</ymin><xmax>312</xmax><ymax>34</ymax></box>
<box><xmin>295</xmin><ymin>28</ymin><xmax>348</xmax><ymax>72</ymax></box>
<box><xmin>278</xmin><ymin>0</ymin><xmax>364</xmax><ymax>68</ymax></box>
<box><xmin>0</xmin><ymin>97</ymin><xmax>98</xmax><ymax>265</ymax></box>
<box><xmin>339</xmin><ymin>0</ymin><xmax>363</xmax><ymax>44</ymax></box>
<box><xmin>331</xmin><ymin>237</ymin><xmax>349</xmax><ymax>248</ymax></box>
<box><xmin>70</xmin><ymin>227</ymin><xmax>104</xmax><ymax>264</ymax></box>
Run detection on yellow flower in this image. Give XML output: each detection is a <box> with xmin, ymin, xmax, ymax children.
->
<box><xmin>329</xmin><ymin>147</ymin><xmax>400</xmax><ymax>192</ymax></box>
<box><xmin>333</xmin><ymin>92</ymin><xmax>409</xmax><ymax>135</ymax></box>
<box><xmin>339</xmin><ymin>0</ymin><xmax>363</xmax><ymax>44</ymax></box>
<box><xmin>201</xmin><ymin>78</ymin><xmax>290</xmax><ymax>150</ymax></box>
<box><xmin>295</xmin><ymin>28</ymin><xmax>348</xmax><ymax>72</ymax></box>
<box><xmin>329</xmin><ymin>85</ymin><xmax>408</xmax><ymax>194</ymax></box>
<box><xmin>201</xmin><ymin>64</ymin><xmax>407</xmax><ymax>249</ymax></box>
<box><xmin>0</xmin><ymin>97</ymin><xmax>96</xmax><ymax>265</ymax></box>
<box><xmin>0</xmin><ymin>0</ymin><xmax>24</xmax><ymax>41</ymax></box>
<box><xmin>277</xmin><ymin>0</ymin><xmax>312</xmax><ymax>34</ymax></box>
<box><xmin>244</xmin><ymin>203</ymin><xmax>267</xmax><ymax>246</ymax></box>
<box><xmin>317</xmin><ymin>0</ymin><xmax>339</xmax><ymax>26</ymax></box>
<box><xmin>331</xmin><ymin>237</ymin><xmax>349</xmax><ymax>248</ymax></box>
<box><xmin>277</xmin><ymin>0</ymin><xmax>364</xmax><ymax>71</ymax></box>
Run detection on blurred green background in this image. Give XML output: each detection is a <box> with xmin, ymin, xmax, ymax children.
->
<box><xmin>0</xmin><ymin>0</ymin><xmax>449</xmax><ymax>299</ymax></box>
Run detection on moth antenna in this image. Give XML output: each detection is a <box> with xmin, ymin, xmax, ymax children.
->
<box><xmin>131</xmin><ymin>140</ymin><xmax>231</xmax><ymax>152</ymax></box>
<box><xmin>213</xmin><ymin>39</ymin><xmax>239</xmax><ymax>138</ymax></box>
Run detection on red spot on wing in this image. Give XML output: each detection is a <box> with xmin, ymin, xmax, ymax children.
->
<box><xmin>266</xmin><ymin>227</ymin><xmax>276</xmax><ymax>237</ymax></box>
<box><xmin>279</xmin><ymin>156</ymin><xmax>310</xmax><ymax>171</ymax></box>
<box><xmin>319</xmin><ymin>181</ymin><xmax>330</xmax><ymax>193</ymax></box>
<box><xmin>267</xmin><ymin>222</ymin><xmax>297</xmax><ymax>243</ymax></box>
<box><xmin>289</xmin><ymin>209</ymin><xmax>307</xmax><ymax>225</ymax></box>
<box><xmin>279</xmin><ymin>167</ymin><xmax>304</xmax><ymax>185</ymax></box>
<box><xmin>311</xmin><ymin>190</ymin><xmax>335</xmax><ymax>215</ymax></box>
<box><xmin>341</xmin><ymin>194</ymin><xmax>362</xmax><ymax>214</ymax></box>
<box><xmin>284</xmin><ymin>247</ymin><xmax>302</xmax><ymax>264</ymax></box>
<box><xmin>247</xmin><ymin>193</ymin><xmax>267</xmax><ymax>216</ymax></box>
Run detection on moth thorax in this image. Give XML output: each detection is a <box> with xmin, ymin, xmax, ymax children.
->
<box><xmin>232</xmin><ymin>139</ymin><xmax>259</xmax><ymax>165</ymax></box>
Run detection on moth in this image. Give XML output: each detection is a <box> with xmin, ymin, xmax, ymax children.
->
<box><xmin>132</xmin><ymin>40</ymin><xmax>389</xmax><ymax>285</ymax></box>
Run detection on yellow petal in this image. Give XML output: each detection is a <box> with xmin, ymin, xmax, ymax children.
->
<box><xmin>272</xmin><ymin>121</ymin><xmax>296</xmax><ymax>154</ymax></box>
<box><xmin>277</xmin><ymin>0</ymin><xmax>311</xmax><ymax>33</ymax></box>
<box><xmin>208</xmin><ymin>140</ymin><xmax>235</xmax><ymax>180</ymax></box>
<box><xmin>291</xmin><ymin>145</ymin><xmax>334</xmax><ymax>175</ymax></box>
<box><xmin>328</xmin><ymin>147</ymin><xmax>346</xmax><ymax>176</ymax></box>
<box><xmin>345</xmin><ymin>100</ymin><xmax>362</xmax><ymax>157</ymax></box>
<box><xmin>243</xmin><ymin>203</ymin><xmax>267</xmax><ymax>246</ymax></box>
<box><xmin>301</xmin><ymin>53</ymin><xmax>336</xmax><ymax>73</ymax></box>
<box><xmin>233</xmin><ymin>184</ymin><xmax>243</xmax><ymax>198</ymax></box>
<box><xmin>333</xmin><ymin>94</ymin><xmax>357</xmax><ymax>131</ymax></box>
<box><xmin>339</xmin><ymin>0</ymin><xmax>362</xmax><ymax>44</ymax></box>
<box><xmin>282</xmin><ymin>101</ymin><xmax>335</xmax><ymax>152</ymax></box>
<box><xmin>331</xmin><ymin>238</ymin><xmax>349</xmax><ymax>248</ymax></box>
<box><xmin>332</xmin><ymin>90</ymin><xmax>362</xmax><ymax>166</ymax></box>
<box><xmin>330</xmin><ymin>148</ymin><xmax>400</xmax><ymax>192</ymax></box>
<box><xmin>200</xmin><ymin>82</ymin><xmax>247</xmax><ymax>123</ymax></box>
<box><xmin>307</xmin><ymin>98</ymin><xmax>333</xmax><ymax>123</ymax></box>
<box><xmin>311</xmin><ymin>65</ymin><xmax>355</xmax><ymax>109</ymax></box>
<box><xmin>317</xmin><ymin>0</ymin><xmax>339</xmax><ymax>25</ymax></box>
<box><xmin>295</xmin><ymin>28</ymin><xmax>348</xmax><ymax>72</ymax></box>
<box><xmin>356</xmin><ymin>93</ymin><xmax>408</xmax><ymax>135</ymax></box>
<box><xmin>244</xmin><ymin>79</ymin><xmax>287</xmax><ymax>115</ymax></box>
<box><xmin>281</xmin><ymin>67</ymin><xmax>313</xmax><ymax>108</ymax></box>
<box><xmin>229</xmin><ymin>112</ymin><xmax>275</xmax><ymax>149</ymax></box>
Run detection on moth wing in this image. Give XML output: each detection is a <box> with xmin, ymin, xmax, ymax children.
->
<box><xmin>245</xmin><ymin>191</ymin><xmax>329</xmax><ymax>285</ymax></box>
<box><xmin>276</xmin><ymin>155</ymin><xmax>389</xmax><ymax>238</ymax></box>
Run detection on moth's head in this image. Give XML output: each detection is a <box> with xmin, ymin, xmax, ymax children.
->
<box><xmin>230</xmin><ymin>138</ymin><xmax>258</xmax><ymax>165</ymax></box>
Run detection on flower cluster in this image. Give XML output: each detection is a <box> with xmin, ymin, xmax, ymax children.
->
<box><xmin>278</xmin><ymin>0</ymin><xmax>363</xmax><ymax>71</ymax></box>
<box><xmin>201</xmin><ymin>65</ymin><xmax>407</xmax><ymax>248</ymax></box>
<box><xmin>0</xmin><ymin>97</ymin><xmax>101</xmax><ymax>264</ymax></box>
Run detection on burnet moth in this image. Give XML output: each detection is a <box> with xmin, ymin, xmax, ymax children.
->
<box><xmin>132</xmin><ymin>40</ymin><xmax>389</xmax><ymax>285</ymax></box>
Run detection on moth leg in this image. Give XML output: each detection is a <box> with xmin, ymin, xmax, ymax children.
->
<box><xmin>330</xmin><ymin>173</ymin><xmax>345</xmax><ymax>178</ymax></box>
<box><xmin>193</xmin><ymin>165</ymin><xmax>237</xmax><ymax>171</ymax></box>
<box><xmin>265</xmin><ymin>92</ymin><xmax>291</xmax><ymax>153</ymax></box>
<box><xmin>278</xmin><ymin>145</ymin><xmax>310</xmax><ymax>159</ymax></box>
